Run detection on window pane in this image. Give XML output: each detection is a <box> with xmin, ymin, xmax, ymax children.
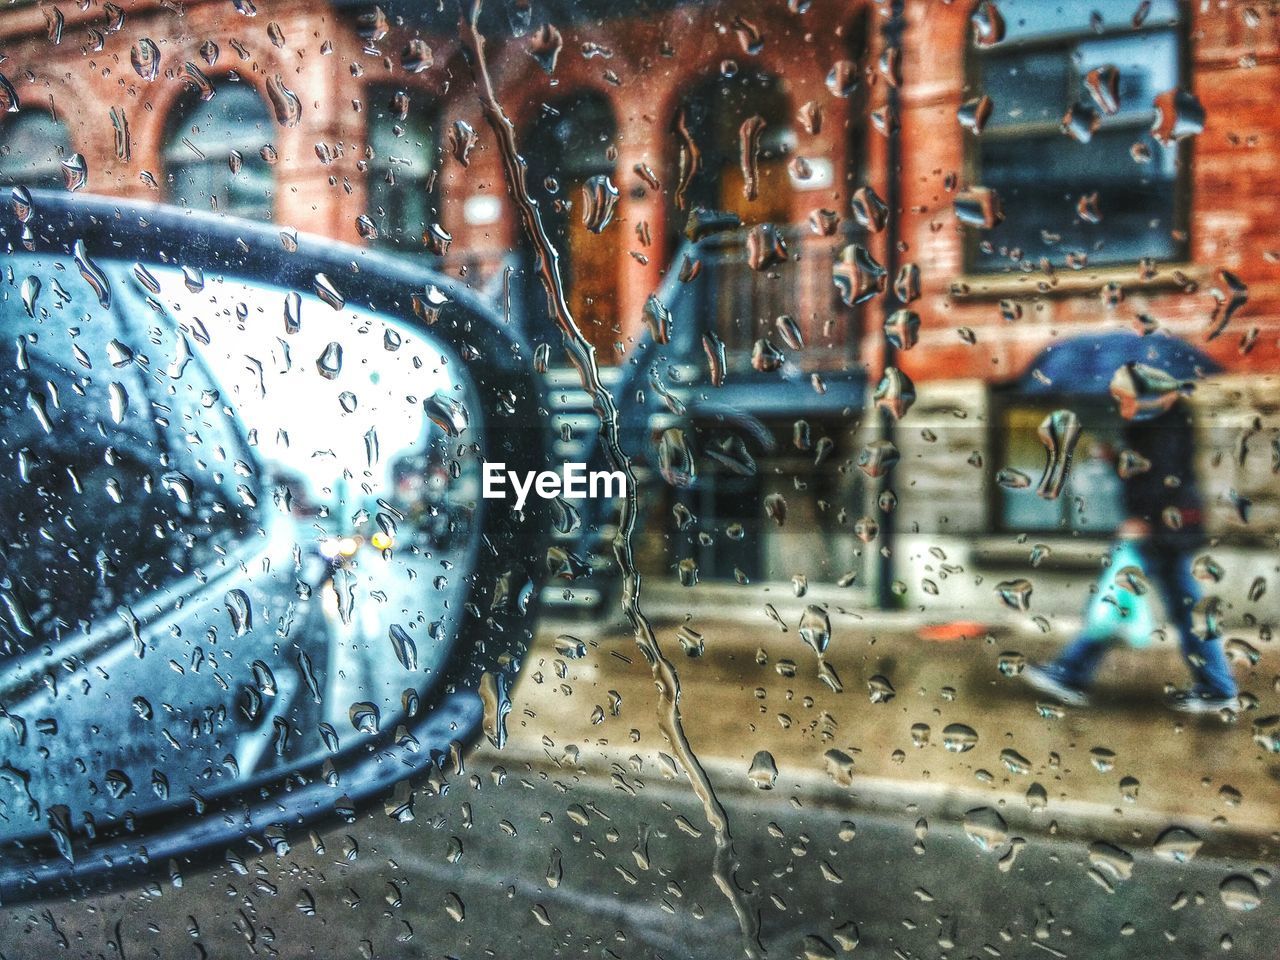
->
<box><xmin>165</xmin><ymin>84</ymin><xmax>274</xmax><ymax>219</ymax></box>
<box><xmin>0</xmin><ymin>112</ymin><xmax>71</xmax><ymax>188</ymax></box>
<box><xmin>976</xmin><ymin>26</ymin><xmax>1183</xmax><ymax>269</ymax></box>
<box><xmin>978</xmin><ymin>129</ymin><xmax>1177</xmax><ymax>266</ymax></box>
<box><xmin>984</xmin><ymin>50</ymin><xmax>1070</xmax><ymax>130</ymax></box>
<box><xmin>366</xmin><ymin>88</ymin><xmax>435</xmax><ymax>251</ymax></box>
<box><xmin>992</xmin><ymin>0</ymin><xmax>1180</xmax><ymax>44</ymax></box>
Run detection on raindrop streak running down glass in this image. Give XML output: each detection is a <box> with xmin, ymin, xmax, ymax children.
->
<box><xmin>460</xmin><ymin>4</ymin><xmax>762</xmax><ymax>956</ymax></box>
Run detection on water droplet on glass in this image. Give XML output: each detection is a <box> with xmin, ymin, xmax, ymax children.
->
<box><xmin>825</xmin><ymin>59</ymin><xmax>857</xmax><ymax>97</ymax></box>
<box><xmin>388</xmin><ymin>624</ymin><xmax>418</xmax><ymax>671</ymax></box>
<box><xmin>867</xmin><ymin>675</ymin><xmax>895</xmax><ymax>704</ymax></box>
<box><xmin>751</xmin><ymin>338</ymin><xmax>785</xmax><ymax>373</ymax></box>
<box><xmin>355</xmin><ymin>213</ymin><xmax>379</xmax><ymax>240</ymax></box>
<box><xmin>284</xmin><ymin>290</ymin><xmax>302</xmax><ymax>333</ymax></box>
<box><xmin>1207</xmin><ymin>268</ymin><xmax>1248</xmax><ymax>341</ymax></box>
<box><xmin>642</xmin><ymin>294</ymin><xmax>671</xmax><ymax>345</ymax></box>
<box><xmin>529</xmin><ymin>23</ymin><xmax>562</xmax><ymax>73</ymax></box>
<box><xmin>738</xmin><ymin>115</ymin><xmax>766</xmax><ymax>201</ymax></box>
<box><xmin>1085</xmin><ymin>65</ymin><xmax>1120</xmax><ymax>115</ymax></box>
<box><xmin>954</xmin><ymin>187</ymin><xmax>1003</xmax><ymax>228</ymax></box>
<box><xmin>107</xmin><ymin>382</ymin><xmax>128</xmax><ymax>424</ymax></box>
<box><xmin>703</xmin><ymin>332</ymin><xmax>727</xmax><ymax>386</ymax></box>
<box><xmin>884</xmin><ymin>309</ymin><xmax>920</xmax><ymax>351</ymax></box>
<box><xmin>1000</xmin><ymin>748</ymin><xmax>1032</xmax><ymax>775</ymax></box>
<box><xmin>775</xmin><ymin>314</ymin><xmax>804</xmax><ymax>351</ymax></box>
<box><xmin>873</xmin><ymin>367</ymin><xmax>916</xmax><ymax>420</ymax></box>
<box><xmin>747</xmin><ymin>751</ymin><xmax>778</xmax><ymax>789</ymax></box>
<box><xmin>448</xmin><ymin>119</ymin><xmax>478</xmax><ymax>166</ymax></box>
<box><xmin>1087</xmin><ymin>841</ymin><xmax>1134</xmax><ymax>887</ymax></box>
<box><xmin>957</xmin><ymin>95</ymin><xmax>993</xmax><ymax>134</ymax></box>
<box><xmin>746</xmin><ymin>223</ymin><xmax>788</xmax><ymax>271</ymax></box>
<box><xmin>0</xmin><ymin>73</ymin><xmax>20</xmax><ymax>113</ymax></box>
<box><xmin>224</xmin><ymin>588</ymin><xmax>252</xmax><ymax>636</ymax></box>
<box><xmin>963</xmin><ymin>806</ymin><xmax>1008</xmax><ymax>852</ymax></box>
<box><xmin>970</xmin><ymin>1</ymin><xmax>1005</xmax><ymax>47</ymax></box>
<box><xmin>995</xmin><ymin>578</ymin><xmax>1032</xmax><ymax>612</ymax></box>
<box><xmin>996</xmin><ymin>467</ymin><xmax>1031</xmax><ymax>490</ymax></box>
<box><xmin>942</xmin><ymin>723</ymin><xmax>978</xmax><ymax>753</ymax></box>
<box><xmin>1036</xmin><ymin>409</ymin><xmax>1081</xmax><ymax>499</ymax></box>
<box><xmin>765</xmin><ymin>492</ymin><xmax>787</xmax><ymax>526</ymax></box>
<box><xmin>798</xmin><ymin>605</ymin><xmax>831</xmax><ymax>655</ymax></box>
<box><xmin>581</xmin><ymin>175</ymin><xmax>619</xmax><ymax>233</ymax></box>
<box><xmin>424</xmin><ymin>392</ymin><xmax>470</xmax><ymax>438</ymax></box>
<box><xmin>104</xmin><ymin>769</ymin><xmax>133</xmax><ymax>801</ymax></box>
<box><xmin>657</xmin><ymin>428</ymin><xmax>696</xmax><ymax>488</ymax></box>
<box><xmin>1153</xmin><ymin>826</ymin><xmax>1202</xmax><ymax>863</ymax></box>
<box><xmin>266</xmin><ymin>74</ymin><xmax>303</xmax><ymax>127</ymax></box>
<box><xmin>824</xmin><ymin>749</ymin><xmax>855</xmax><ymax>787</ymax></box>
<box><xmin>73</xmin><ymin>239</ymin><xmax>111</xmax><ymax>307</ymax></box>
<box><xmin>851</xmin><ymin>186</ymin><xmax>888</xmax><ymax>233</ymax></box>
<box><xmin>313</xmin><ymin>272</ymin><xmax>345</xmax><ymax>309</ymax></box>
<box><xmin>676</xmin><ymin>558</ymin><xmax>698</xmax><ymax>587</ymax></box>
<box><xmin>316</xmin><ymin>342</ymin><xmax>343</xmax><ymax>380</ymax></box>
<box><xmin>857</xmin><ymin>439</ymin><xmax>899</xmax><ymax>478</ymax></box>
<box><xmin>131</xmin><ymin>38</ymin><xmax>160</xmax><ymax>81</ymax></box>
<box><xmin>1219</xmin><ymin>875</ymin><xmax>1262</xmax><ymax>912</ymax></box>
<box><xmin>479</xmin><ymin>671</ymin><xmax>510</xmax><ymax>749</ymax></box>
<box><xmin>1061</xmin><ymin>102</ymin><xmax>1100</xmax><ymax>143</ymax></box>
<box><xmin>1152</xmin><ymin>88</ymin><xmax>1205</xmax><ymax>145</ymax></box>
<box><xmin>349</xmin><ymin>701</ymin><xmax>381</xmax><ymax>734</ymax></box>
<box><xmin>833</xmin><ymin>244</ymin><xmax>886</xmax><ymax>305</ymax></box>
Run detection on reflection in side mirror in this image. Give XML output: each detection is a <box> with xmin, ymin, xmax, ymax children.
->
<box><xmin>0</xmin><ymin>193</ymin><xmax>548</xmax><ymax>898</ymax></box>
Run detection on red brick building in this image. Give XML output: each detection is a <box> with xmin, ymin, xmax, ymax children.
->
<box><xmin>3</xmin><ymin>0</ymin><xmax>1277</xmax><ymax>612</ymax></box>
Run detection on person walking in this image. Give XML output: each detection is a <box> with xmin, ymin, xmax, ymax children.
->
<box><xmin>1023</xmin><ymin>393</ymin><xmax>1239</xmax><ymax>713</ymax></box>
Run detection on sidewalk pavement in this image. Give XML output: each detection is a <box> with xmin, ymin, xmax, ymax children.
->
<box><xmin>480</xmin><ymin>598</ymin><xmax>1279</xmax><ymax>854</ymax></box>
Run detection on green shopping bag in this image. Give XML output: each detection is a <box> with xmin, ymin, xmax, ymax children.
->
<box><xmin>1082</xmin><ymin>540</ymin><xmax>1156</xmax><ymax>648</ymax></box>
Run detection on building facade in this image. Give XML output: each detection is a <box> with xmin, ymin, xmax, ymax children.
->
<box><xmin>2</xmin><ymin>0</ymin><xmax>1277</xmax><ymax>618</ymax></box>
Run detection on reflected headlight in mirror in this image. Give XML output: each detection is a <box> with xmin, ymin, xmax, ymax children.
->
<box><xmin>318</xmin><ymin>536</ymin><xmax>361</xmax><ymax>560</ymax></box>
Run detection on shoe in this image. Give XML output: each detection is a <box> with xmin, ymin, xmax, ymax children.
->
<box><xmin>1167</xmin><ymin>690</ymin><xmax>1239</xmax><ymax>715</ymax></box>
<box><xmin>1022</xmin><ymin>664</ymin><xmax>1090</xmax><ymax>707</ymax></box>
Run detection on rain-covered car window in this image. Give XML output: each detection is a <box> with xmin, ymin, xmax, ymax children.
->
<box><xmin>1</xmin><ymin>1</ymin><xmax>1277</xmax><ymax>958</ymax></box>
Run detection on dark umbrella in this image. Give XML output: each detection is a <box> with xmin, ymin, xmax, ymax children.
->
<box><xmin>1018</xmin><ymin>331</ymin><xmax>1219</xmax><ymax>396</ymax></box>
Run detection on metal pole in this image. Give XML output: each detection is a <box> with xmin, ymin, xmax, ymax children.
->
<box><xmin>876</xmin><ymin>0</ymin><xmax>905</xmax><ymax>610</ymax></box>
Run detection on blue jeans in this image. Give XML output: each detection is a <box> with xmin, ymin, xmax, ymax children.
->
<box><xmin>1047</xmin><ymin>540</ymin><xmax>1237</xmax><ymax>698</ymax></box>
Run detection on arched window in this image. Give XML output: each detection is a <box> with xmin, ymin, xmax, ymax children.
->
<box><xmin>668</xmin><ymin>69</ymin><xmax>794</xmax><ymax>231</ymax></box>
<box><xmin>164</xmin><ymin>83</ymin><xmax>273</xmax><ymax>219</ymax></box>
<box><xmin>0</xmin><ymin>111</ymin><xmax>72</xmax><ymax>190</ymax></box>
<box><xmin>968</xmin><ymin>0</ymin><xmax>1185</xmax><ymax>270</ymax></box>
<box><xmin>364</xmin><ymin>87</ymin><xmax>436</xmax><ymax>252</ymax></box>
<box><xmin>519</xmin><ymin>92</ymin><xmax>618</xmax><ymax>357</ymax></box>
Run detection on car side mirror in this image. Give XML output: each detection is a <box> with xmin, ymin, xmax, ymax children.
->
<box><xmin>0</xmin><ymin>191</ymin><xmax>550</xmax><ymax>899</ymax></box>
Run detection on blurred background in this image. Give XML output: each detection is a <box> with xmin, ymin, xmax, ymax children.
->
<box><xmin>1</xmin><ymin>2</ymin><xmax>1278</xmax><ymax>955</ymax></box>
<box><xmin>3</xmin><ymin>0</ymin><xmax>1275</xmax><ymax>620</ymax></box>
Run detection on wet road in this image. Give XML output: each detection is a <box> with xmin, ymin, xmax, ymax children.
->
<box><xmin>5</xmin><ymin>760</ymin><xmax>1273</xmax><ymax>959</ymax></box>
<box><xmin>4</xmin><ymin>613</ymin><xmax>1276</xmax><ymax>959</ymax></box>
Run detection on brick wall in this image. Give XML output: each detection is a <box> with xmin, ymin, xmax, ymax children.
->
<box><xmin>896</xmin><ymin>0</ymin><xmax>1280</xmax><ymax>386</ymax></box>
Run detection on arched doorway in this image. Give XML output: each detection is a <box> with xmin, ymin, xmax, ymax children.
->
<box><xmin>163</xmin><ymin>82</ymin><xmax>274</xmax><ymax>219</ymax></box>
<box><xmin>517</xmin><ymin>91</ymin><xmax>618</xmax><ymax>361</ymax></box>
<box><xmin>667</xmin><ymin>68</ymin><xmax>794</xmax><ymax>237</ymax></box>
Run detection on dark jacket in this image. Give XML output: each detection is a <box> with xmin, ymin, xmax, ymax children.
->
<box><xmin>1121</xmin><ymin>401</ymin><xmax>1204</xmax><ymax>540</ymax></box>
